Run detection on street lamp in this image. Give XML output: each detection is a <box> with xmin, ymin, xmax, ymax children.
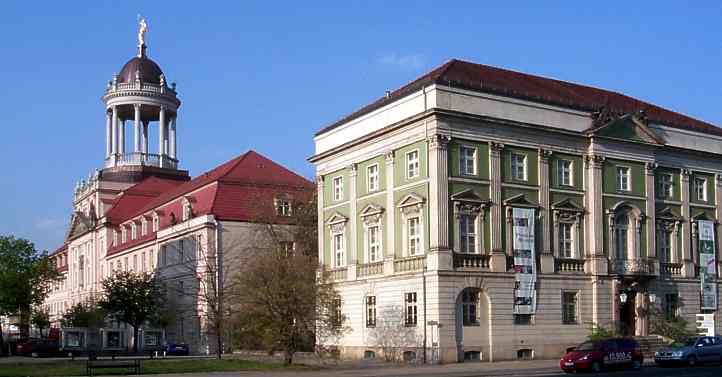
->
<box><xmin>619</xmin><ymin>292</ymin><xmax>628</xmax><ymax>304</ymax></box>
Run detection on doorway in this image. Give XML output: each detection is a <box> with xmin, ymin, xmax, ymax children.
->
<box><xmin>619</xmin><ymin>291</ymin><xmax>637</xmax><ymax>336</ymax></box>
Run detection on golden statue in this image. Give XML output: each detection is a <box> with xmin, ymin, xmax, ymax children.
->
<box><xmin>138</xmin><ymin>17</ymin><xmax>148</xmax><ymax>46</ymax></box>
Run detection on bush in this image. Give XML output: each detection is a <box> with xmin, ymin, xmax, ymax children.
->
<box><xmin>648</xmin><ymin>307</ymin><xmax>695</xmax><ymax>343</ymax></box>
<box><xmin>585</xmin><ymin>322</ymin><xmax>621</xmax><ymax>342</ymax></box>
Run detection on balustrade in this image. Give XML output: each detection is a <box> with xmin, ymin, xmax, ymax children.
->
<box><xmin>393</xmin><ymin>255</ymin><xmax>425</xmax><ymax>273</ymax></box>
<box><xmin>453</xmin><ymin>253</ymin><xmax>491</xmax><ymax>269</ymax></box>
<box><xmin>609</xmin><ymin>259</ymin><xmax>655</xmax><ymax>275</ymax></box>
<box><xmin>660</xmin><ymin>262</ymin><xmax>682</xmax><ymax>277</ymax></box>
<box><xmin>357</xmin><ymin>261</ymin><xmax>384</xmax><ymax>278</ymax></box>
<box><xmin>556</xmin><ymin>258</ymin><xmax>585</xmax><ymax>273</ymax></box>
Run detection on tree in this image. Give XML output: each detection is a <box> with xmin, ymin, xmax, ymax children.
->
<box><xmin>61</xmin><ymin>302</ymin><xmax>107</xmax><ymax>329</ymax></box>
<box><xmin>0</xmin><ymin>236</ymin><xmax>61</xmax><ymax>354</ymax></box>
<box><xmin>99</xmin><ymin>271</ymin><xmax>161</xmax><ymax>353</ymax></box>
<box><xmin>30</xmin><ymin>309</ymin><xmax>50</xmax><ymax>338</ymax></box>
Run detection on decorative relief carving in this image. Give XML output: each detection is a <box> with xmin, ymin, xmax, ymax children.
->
<box><xmin>384</xmin><ymin>150</ymin><xmax>395</xmax><ymax>164</ymax></box>
<box><xmin>360</xmin><ymin>204</ymin><xmax>384</xmax><ymax>226</ymax></box>
<box><xmin>428</xmin><ymin>134</ymin><xmax>451</xmax><ymax>149</ymax></box>
<box><xmin>645</xmin><ymin>162</ymin><xmax>658</xmax><ymax>175</ymax></box>
<box><xmin>397</xmin><ymin>193</ymin><xmax>425</xmax><ymax>216</ymax></box>
<box><xmin>490</xmin><ymin>142</ymin><xmax>504</xmax><ymax>156</ymax></box>
<box><xmin>585</xmin><ymin>154</ymin><xmax>605</xmax><ymax>169</ymax></box>
<box><xmin>538</xmin><ymin>148</ymin><xmax>553</xmax><ymax>163</ymax></box>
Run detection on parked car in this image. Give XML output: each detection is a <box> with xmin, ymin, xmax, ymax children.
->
<box><xmin>165</xmin><ymin>343</ymin><xmax>189</xmax><ymax>356</ymax></box>
<box><xmin>16</xmin><ymin>338</ymin><xmax>60</xmax><ymax>357</ymax></box>
<box><xmin>560</xmin><ymin>338</ymin><xmax>643</xmax><ymax>373</ymax></box>
<box><xmin>655</xmin><ymin>336</ymin><xmax>722</xmax><ymax>366</ymax></box>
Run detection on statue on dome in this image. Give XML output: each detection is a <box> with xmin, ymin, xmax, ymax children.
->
<box><xmin>138</xmin><ymin>17</ymin><xmax>148</xmax><ymax>46</ymax></box>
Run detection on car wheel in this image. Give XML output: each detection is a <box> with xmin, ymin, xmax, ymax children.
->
<box><xmin>687</xmin><ymin>355</ymin><xmax>697</xmax><ymax>367</ymax></box>
<box><xmin>633</xmin><ymin>359</ymin><xmax>642</xmax><ymax>370</ymax></box>
<box><xmin>591</xmin><ymin>361</ymin><xmax>601</xmax><ymax>373</ymax></box>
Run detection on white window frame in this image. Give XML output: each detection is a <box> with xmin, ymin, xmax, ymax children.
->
<box><xmin>511</xmin><ymin>153</ymin><xmax>527</xmax><ymax>181</ymax></box>
<box><xmin>406</xmin><ymin>150</ymin><xmax>420</xmax><ymax>179</ymax></box>
<box><xmin>558</xmin><ymin>222</ymin><xmax>574</xmax><ymax>258</ymax></box>
<box><xmin>557</xmin><ymin>159</ymin><xmax>573</xmax><ymax>186</ymax></box>
<box><xmin>459</xmin><ymin>213</ymin><xmax>477</xmax><ymax>254</ymax></box>
<box><xmin>695</xmin><ymin>177</ymin><xmax>708</xmax><ymax>201</ymax></box>
<box><xmin>332</xmin><ymin>176</ymin><xmax>344</xmax><ymax>202</ymax></box>
<box><xmin>121</xmin><ymin>227</ymin><xmax>127</xmax><ymax>243</ymax></box>
<box><xmin>333</xmin><ymin>232</ymin><xmax>345</xmax><ymax>268</ymax></box>
<box><xmin>152</xmin><ymin>212</ymin><xmax>160</xmax><ymax>232</ymax></box>
<box><xmin>616</xmin><ymin>166</ymin><xmax>631</xmax><ymax>191</ymax></box>
<box><xmin>367</xmin><ymin>164</ymin><xmax>379</xmax><ymax>192</ymax></box>
<box><xmin>398</xmin><ymin>194</ymin><xmax>426</xmax><ymax>257</ymax></box>
<box><xmin>131</xmin><ymin>223</ymin><xmax>137</xmax><ymax>240</ymax></box>
<box><xmin>561</xmin><ymin>291</ymin><xmax>579</xmax><ymax>325</ymax></box>
<box><xmin>275</xmin><ymin>197</ymin><xmax>292</xmax><ymax>216</ymax></box>
<box><xmin>659</xmin><ymin>173</ymin><xmax>673</xmax><ymax>198</ymax></box>
<box><xmin>460</xmin><ymin>145</ymin><xmax>477</xmax><ymax>176</ymax></box>
<box><xmin>365</xmin><ymin>295</ymin><xmax>376</xmax><ymax>327</ymax></box>
<box><xmin>407</xmin><ymin>216</ymin><xmax>422</xmax><ymax>256</ymax></box>
<box><xmin>141</xmin><ymin>218</ymin><xmax>148</xmax><ymax>236</ymax></box>
<box><xmin>404</xmin><ymin>292</ymin><xmax>418</xmax><ymax>326</ymax></box>
<box><xmin>366</xmin><ymin>225</ymin><xmax>381</xmax><ymax>263</ymax></box>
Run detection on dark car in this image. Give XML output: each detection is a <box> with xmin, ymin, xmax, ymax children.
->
<box><xmin>16</xmin><ymin>339</ymin><xmax>60</xmax><ymax>357</ymax></box>
<box><xmin>655</xmin><ymin>336</ymin><xmax>722</xmax><ymax>366</ymax></box>
<box><xmin>166</xmin><ymin>343</ymin><xmax>189</xmax><ymax>356</ymax></box>
<box><xmin>560</xmin><ymin>338</ymin><xmax>643</xmax><ymax>373</ymax></box>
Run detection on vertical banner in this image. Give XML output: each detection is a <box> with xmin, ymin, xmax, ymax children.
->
<box><xmin>512</xmin><ymin>208</ymin><xmax>537</xmax><ymax>315</ymax></box>
<box><xmin>698</xmin><ymin>220</ymin><xmax>717</xmax><ymax>311</ymax></box>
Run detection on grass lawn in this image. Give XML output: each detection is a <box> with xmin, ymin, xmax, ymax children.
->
<box><xmin>0</xmin><ymin>358</ymin><xmax>311</xmax><ymax>376</ymax></box>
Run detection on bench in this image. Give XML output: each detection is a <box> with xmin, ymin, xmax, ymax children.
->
<box><xmin>86</xmin><ymin>358</ymin><xmax>142</xmax><ymax>376</ymax></box>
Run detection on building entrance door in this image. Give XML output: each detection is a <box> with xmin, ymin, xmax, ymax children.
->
<box><xmin>619</xmin><ymin>291</ymin><xmax>637</xmax><ymax>336</ymax></box>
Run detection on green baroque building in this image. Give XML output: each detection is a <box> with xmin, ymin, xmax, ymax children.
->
<box><xmin>309</xmin><ymin>59</ymin><xmax>722</xmax><ymax>362</ymax></box>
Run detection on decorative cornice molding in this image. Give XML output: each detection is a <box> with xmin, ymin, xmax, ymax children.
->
<box><xmin>428</xmin><ymin>134</ymin><xmax>451</xmax><ymax>149</ymax></box>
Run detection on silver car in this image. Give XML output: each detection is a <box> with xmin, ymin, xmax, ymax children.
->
<box><xmin>655</xmin><ymin>336</ymin><xmax>722</xmax><ymax>366</ymax></box>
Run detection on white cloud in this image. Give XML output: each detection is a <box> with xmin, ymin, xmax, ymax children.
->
<box><xmin>377</xmin><ymin>53</ymin><xmax>425</xmax><ymax>70</ymax></box>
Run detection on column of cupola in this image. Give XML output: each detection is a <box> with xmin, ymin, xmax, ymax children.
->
<box><xmin>489</xmin><ymin>142</ymin><xmax>506</xmax><ymax>272</ymax></box>
<box><xmin>539</xmin><ymin>148</ymin><xmax>554</xmax><ymax>273</ymax></box>
<box><xmin>427</xmin><ymin>134</ymin><xmax>451</xmax><ymax>271</ymax></box>
<box><xmin>680</xmin><ymin>169</ymin><xmax>694</xmax><ymax>277</ymax></box>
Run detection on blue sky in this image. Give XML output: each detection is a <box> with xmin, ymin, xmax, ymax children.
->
<box><xmin>2</xmin><ymin>2</ymin><xmax>721</xmax><ymax>252</ymax></box>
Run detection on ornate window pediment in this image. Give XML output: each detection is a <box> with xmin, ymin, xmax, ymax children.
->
<box><xmin>451</xmin><ymin>189</ymin><xmax>491</xmax><ymax>216</ymax></box>
<box><xmin>551</xmin><ymin>198</ymin><xmax>584</xmax><ymax>259</ymax></box>
<box><xmin>397</xmin><ymin>193</ymin><xmax>425</xmax><ymax>216</ymax></box>
<box><xmin>360</xmin><ymin>204</ymin><xmax>384</xmax><ymax>226</ymax></box>
<box><xmin>552</xmin><ymin>198</ymin><xmax>584</xmax><ymax>222</ymax></box>
<box><xmin>692</xmin><ymin>211</ymin><xmax>713</xmax><ymax>222</ymax></box>
<box><xmin>326</xmin><ymin>212</ymin><xmax>349</xmax><ymax>233</ymax></box>
<box><xmin>503</xmin><ymin>194</ymin><xmax>539</xmax><ymax>209</ymax></box>
<box><xmin>657</xmin><ymin>207</ymin><xmax>683</xmax><ymax>223</ymax></box>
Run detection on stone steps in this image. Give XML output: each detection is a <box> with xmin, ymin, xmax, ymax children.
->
<box><xmin>634</xmin><ymin>335</ymin><xmax>671</xmax><ymax>358</ymax></box>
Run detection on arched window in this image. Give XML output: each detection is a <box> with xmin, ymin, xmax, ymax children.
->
<box><xmin>615</xmin><ymin>213</ymin><xmax>630</xmax><ymax>260</ymax></box>
<box><xmin>461</xmin><ymin>289</ymin><xmax>480</xmax><ymax>326</ymax></box>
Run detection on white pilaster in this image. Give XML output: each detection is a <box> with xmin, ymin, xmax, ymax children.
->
<box><xmin>317</xmin><ymin>176</ymin><xmax>325</xmax><ymax>266</ymax></box>
<box><xmin>539</xmin><ymin>149</ymin><xmax>552</xmax><ymax>255</ymax></box>
<box><xmin>489</xmin><ymin>142</ymin><xmax>503</xmax><ymax>252</ymax></box>
<box><xmin>716</xmin><ymin>175</ymin><xmax>722</xmax><ymax>276</ymax></box>
<box><xmin>384</xmin><ymin>151</ymin><xmax>396</xmax><ymax>274</ymax></box>
<box><xmin>645</xmin><ymin>163</ymin><xmax>657</xmax><ymax>262</ymax></box>
<box><xmin>680</xmin><ymin>169</ymin><xmax>694</xmax><ymax>277</ymax></box>
<box><xmin>428</xmin><ymin>134</ymin><xmax>451</xmax><ymax>271</ymax></box>
<box><xmin>133</xmin><ymin>104</ymin><xmax>141</xmax><ymax>153</ymax></box>
<box><xmin>349</xmin><ymin>164</ymin><xmax>358</xmax><ymax>266</ymax></box>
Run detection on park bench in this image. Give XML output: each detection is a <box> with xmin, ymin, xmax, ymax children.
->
<box><xmin>86</xmin><ymin>358</ymin><xmax>141</xmax><ymax>376</ymax></box>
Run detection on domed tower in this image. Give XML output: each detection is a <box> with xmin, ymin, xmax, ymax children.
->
<box><xmin>100</xmin><ymin>19</ymin><xmax>189</xmax><ymax>183</ymax></box>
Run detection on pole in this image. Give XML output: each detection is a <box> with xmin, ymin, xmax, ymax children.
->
<box><xmin>422</xmin><ymin>268</ymin><xmax>427</xmax><ymax>364</ymax></box>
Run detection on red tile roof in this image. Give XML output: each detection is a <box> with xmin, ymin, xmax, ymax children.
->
<box><xmin>104</xmin><ymin>177</ymin><xmax>186</xmax><ymax>223</ymax></box>
<box><xmin>316</xmin><ymin>59</ymin><xmax>722</xmax><ymax>137</ymax></box>
<box><xmin>105</xmin><ymin>150</ymin><xmax>314</xmax><ymax>255</ymax></box>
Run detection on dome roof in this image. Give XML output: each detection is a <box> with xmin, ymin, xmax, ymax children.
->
<box><xmin>117</xmin><ymin>56</ymin><xmax>164</xmax><ymax>84</ymax></box>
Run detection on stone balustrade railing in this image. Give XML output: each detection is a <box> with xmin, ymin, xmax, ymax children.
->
<box><xmin>556</xmin><ymin>258</ymin><xmax>585</xmax><ymax>273</ymax></box>
<box><xmin>609</xmin><ymin>259</ymin><xmax>655</xmax><ymax>276</ymax></box>
<box><xmin>394</xmin><ymin>255</ymin><xmax>426</xmax><ymax>273</ymax></box>
<box><xmin>453</xmin><ymin>253</ymin><xmax>491</xmax><ymax>269</ymax></box>
<box><xmin>329</xmin><ymin>267</ymin><xmax>348</xmax><ymax>282</ymax></box>
<box><xmin>357</xmin><ymin>261</ymin><xmax>384</xmax><ymax>278</ymax></box>
<box><xmin>105</xmin><ymin>153</ymin><xmax>178</xmax><ymax>169</ymax></box>
<box><xmin>660</xmin><ymin>262</ymin><xmax>683</xmax><ymax>277</ymax></box>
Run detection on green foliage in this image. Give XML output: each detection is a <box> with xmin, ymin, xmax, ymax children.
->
<box><xmin>649</xmin><ymin>306</ymin><xmax>695</xmax><ymax>343</ymax></box>
<box><xmin>31</xmin><ymin>309</ymin><xmax>50</xmax><ymax>337</ymax></box>
<box><xmin>99</xmin><ymin>271</ymin><xmax>161</xmax><ymax>352</ymax></box>
<box><xmin>586</xmin><ymin>321</ymin><xmax>620</xmax><ymax>342</ymax></box>
<box><xmin>60</xmin><ymin>302</ymin><xmax>107</xmax><ymax>329</ymax></box>
<box><xmin>0</xmin><ymin>235</ymin><xmax>61</xmax><ymax>343</ymax></box>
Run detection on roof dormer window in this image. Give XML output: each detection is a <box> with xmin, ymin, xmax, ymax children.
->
<box><xmin>275</xmin><ymin>195</ymin><xmax>292</xmax><ymax>217</ymax></box>
<box><xmin>182</xmin><ymin>198</ymin><xmax>193</xmax><ymax>221</ymax></box>
<box><xmin>141</xmin><ymin>217</ymin><xmax>148</xmax><ymax>236</ymax></box>
<box><xmin>131</xmin><ymin>223</ymin><xmax>137</xmax><ymax>240</ymax></box>
<box><xmin>121</xmin><ymin>226</ymin><xmax>127</xmax><ymax>243</ymax></box>
<box><xmin>152</xmin><ymin>212</ymin><xmax>160</xmax><ymax>232</ymax></box>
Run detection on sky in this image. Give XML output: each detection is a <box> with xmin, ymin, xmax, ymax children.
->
<box><xmin>1</xmin><ymin>2</ymin><xmax>721</xmax><ymax>252</ymax></box>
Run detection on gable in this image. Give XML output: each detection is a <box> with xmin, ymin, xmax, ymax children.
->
<box><xmin>503</xmin><ymin>193</ymin><xmax>538</xmax><ymax>208</ymax></box>
<box><xmin>451</xmin><ymin>189</ymin><xmax>486</xmax><ymax>203</ymax></box>
<box><xmin>587</xmin><ymin>113</ymin><xmax>665</xmax><ymax>145</ymax></box>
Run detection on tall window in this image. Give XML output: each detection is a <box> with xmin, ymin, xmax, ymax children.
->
<box><xmin>332</xmin><ymin>299</ymin><xmax>342</xmax><ymax>327</ymax></box>
<box><xmin>332</xmin><ymin>176</ymin><xmax>343</xmax><ymax>201</ymax></box>
<box><xmin>141</xmin><ymin>218</ymin><xmax>148</xmax><ymax>236</ymax></box>
<box><xmin>406</xmin><ymin>150</ymin><xmax>420</xmax><ymax>179</ymax></box>
<box><xmin>131</xmin><ymin>223</ymin><xmax>137</xmax><ymax>240</ymax></box>
<box><xmin>367</xmin><ymin>164</ymin><xmax>379</xmax><ymax>192</ymax></box>
<box><xmin>367</xmin><ymin>226</ymin><xmax>380</xmax><ymax>262</ymax></box>
<box><xmin>365</xmin><ymin>296</ymin><xmax>376</xmax><ymax>327</ymax></box>
<box><xmin>659</xmin><ymin>174</ymin><xmax>673</xmax><ymax>198</ymax></box>
<box><xmin>121</xmin><ymin>227</ymin><xmax>127</xmax><ymax>243</ymax></box>
<box><xmin>460</xmin><ymin>214</ymin><xmax>476</xmax><ymax>253</ymax></box>
<box><xmin>461</xmin><ymin>290</ymin><xmax>479</xmax><ymax>326</ymax></box>
<box><xmin>562</xmin><ymin>291</ymin><xmax>578</xmax><ymax>324</ymax></box>
<box><xmin>141</xmin><ymin>251</ymin><xmax>146</xmax><ymax>272</ymax></box>
<box><xmin>615</xmin><ymin>214</ymin><xmax>629</xmax><ymax>259</ymax></box>
<box><xmin>460</xmin><ymin>146</ymin><xmax>476</xmax><ymax>175</ymax></box>
<box><xmin>664</xmin><ymin>293</ymin><xmax>679</xmax><ymax>321</ymax></box>
<box><xmin>405</xmin><ymin>292</ymin><xmax>418</xmax><ymax>326</ymax></box>
<box><xmin>558</xmin><ymin>159</ymin><xmax>572</xmax><ymax>186</ymax></box>
<box><xmin>112</xmin><ymin>230</ymin><xmax>118</xmax><ymax>247</ymax></box>
<box><xmin>132</xmin><ymin>254</ymin><xmax>137</xmax><ymax>271</ymax></box>
<box><xmin>152</xmin><ymin>214</ymin><xmax>160</xmax><ymax>232</ymax></box>
<box><xmin>616</xmin><ymin>167</ymin><xmax>630</xmax><ymax>191</ymax></box>
<box><xmin>178</xmin><ymin>239</ymin><xmax>185</xmax><ymax>263</ymax></box>
<box><xmin>511</xmin><ymin>153</ymin><xmax>527</xmax><ymax>181</ymax></box>
<box><xmin>333</xmin><ymin>233</ymin><xmax>345</xmax><ymax>267</ymax></box>
<box><xmin>695</xmin><ymin>177</ymin><xmax>707</xmax><ymax>201</ymax></box>
<box><xmin>276</xmin><ymin>198</ymin><xmax>292</xmax><ymax>216</ymax></box>
<box><xmin>407</xmin><ymin>217</ymin><xmax>421</xmax><ymax>255</ymax></box>
<box><xmin>559</xmin><ymin>223</ymin><xmax>573</xmax><ymax>258</ymax></box>
<box><xmin>659</xmin><ymin>228</ymin><xmax>672</xmax><ymax>262</ymax></box>
<box><xmin>78</xmin><ymin>256</ymin><xmax>84</xmax><ymax>289</ymax></box>
<box><xmin>182</xmin><ymin>201</ymin><xmax>192</xmax><ymax>221</ymax></box>
<box><xmin>161</xmin><ymin>245</ymin><xmax>167</xmax><ymax>266</ymax></box>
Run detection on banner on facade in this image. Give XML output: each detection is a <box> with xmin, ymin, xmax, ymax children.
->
<box><xmin>512</xmin><ymin>207</ymin><xmax>537</xmax><ymax>315</ymax></box>
<box><xmin>698</xmin><ymin>220</ymin><xmax>717</xmax><ymax>311</ymax></box>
